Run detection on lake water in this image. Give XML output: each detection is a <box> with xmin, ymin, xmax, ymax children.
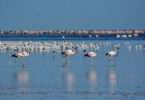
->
<box><xmin>0</xmin><ymin>40</ymin><xmax>145</xmax><ymax>100</ymax></box>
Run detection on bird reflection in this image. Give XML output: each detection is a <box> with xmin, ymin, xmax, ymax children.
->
<box><xmin>85</xmin><ymin>55</ymin><xmax>97</xmax><ymax>92</ymax></box>
<box><xmin>17</xmin><ymin>63</ymin><xmax>29</xmax><ymax>93</ymax></box>
<box><xmin>64</xmin><ymin>70</ymin><xmax>75</xmax><ymax>92</ymax></box>
<box><xmin>108</xmin><ymin>61</ymin><xmax>117</xmax><ymax>94</ymax></box>
<box><xmin>62</xmin><ymin>56</ymin><xmax>75</xmax><ymax>93</ymax></box>
<box><xmin>87</xmin><ymin>67</ymin><xmax>97</xmax><ymax>92</ymax></box>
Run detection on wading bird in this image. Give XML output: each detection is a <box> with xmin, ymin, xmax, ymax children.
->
<box><xmin>11</xmin><ymin>51</ymin><xmax>29</xmax><ymax>58</ymax></box>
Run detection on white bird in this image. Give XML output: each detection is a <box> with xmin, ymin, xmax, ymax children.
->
<box><xmin>11</xmin><ymin>51</ymin><xmax>29</xmax><ymax>58</ymax></box>
<box><xmin>84</xmin><ymin>51</ymin><xmax>96</xmax><ymax>58</ymax></box>
<box><xmin>106</xmin><ymin>50</ymin><xmax>118</xmax><ymax>57</ymax></box>
<box><xmin>61</xmin><ymin>49</ymin><xmax>75</xmax><ymax>57</ymax></box>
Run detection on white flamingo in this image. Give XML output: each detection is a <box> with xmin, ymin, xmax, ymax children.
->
<box><xmin>105</xmin><ymin>49</ymin><xmax>118</xmax><ymax>58</ymax></box>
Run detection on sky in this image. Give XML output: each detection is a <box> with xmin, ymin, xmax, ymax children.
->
<box><xmin>0</xmin><ymin>0</ymin><xmax>145</xmax><ymax>30</ymax></box>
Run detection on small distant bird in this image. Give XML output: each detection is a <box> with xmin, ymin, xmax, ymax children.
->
<box><xmin>112</xmin><ymin>44</ymin><xmax>120</xmax><ymax>50</ymax></box>
<box><xmin>143</xmin><ymin>45</ymin><xmax>145</xmax><ymax>50</ymax></box>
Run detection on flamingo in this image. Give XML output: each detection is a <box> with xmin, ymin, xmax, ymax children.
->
<box><xmin>105</xmin><ymin>50</ymin><xmax>118</xmax><ymax>58</ymax></box>
<box><xmin>11</xmin><ymin>51</ymin><xmax>29</xmax><ymax>58</ymax></box>
<box><xmin>84</xmin><ymin>51</ymin><xmax>96</xmax><ymax>58</ymax></box>
<box><xmin>62</xmin><ymin>49</ymin><xmax>75</xmax><ymax>92</ymax></box>
<box><xmin>61</xmin><ymin>49</ymin><xmax>75</xmax><ymax>57</ymax></box>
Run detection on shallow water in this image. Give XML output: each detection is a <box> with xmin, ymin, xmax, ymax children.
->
<box><xmin>0</xmin><ymin>40</ymin><xmax>145</xmax><ymax>100</ymax></box>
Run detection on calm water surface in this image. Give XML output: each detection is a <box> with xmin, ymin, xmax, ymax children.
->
<box><xmin>0</xmin><ymin>40</ymin><xmax>145</xmax><ymax>100</ymax></box>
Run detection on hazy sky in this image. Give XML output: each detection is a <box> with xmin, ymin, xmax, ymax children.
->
<box><xmin>0</xmin><ymin>0</ymin><xmax>145</xmax><ymax>30</ymax></box>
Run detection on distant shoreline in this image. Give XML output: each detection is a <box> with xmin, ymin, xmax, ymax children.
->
<box><xmin>0</xmin><ymin>29</ymin><xmax>145</xmax><ymax>35</ymax></box>
<box><xmin>0</xmin><ymin>35</ymin><xmax>145</xmax><ymax>41</ymax></box>
<box><xmin>0</xmin><ymin>29</ymin><xmax>145</xmax><ymax>40</ymax></box>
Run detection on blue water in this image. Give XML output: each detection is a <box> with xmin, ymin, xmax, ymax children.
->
<box><xmin>0</xmin><ymin>40</ymin><xmax>145</xmax><ymax>100</ymax></box>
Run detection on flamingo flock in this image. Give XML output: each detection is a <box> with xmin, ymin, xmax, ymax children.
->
<box><xmin>0</xmin><ymin>41</ymin><xmax>144</xmax><ymax>59</ymax></box>
<box><xmin>9</xmin><ymin>41</ymin><xmax>121</xmax><ymax>59</ymax></box>
<box><xmin>0</xmin><ymin>40</ymin><xmax>144</xmax><ymax>95</ymax></box>
<box><xmin>11</xmin><ymin>47</ymin><xmax>118</xmax><ymax>60</ymax></box>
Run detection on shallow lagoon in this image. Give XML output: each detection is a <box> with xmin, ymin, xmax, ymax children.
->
<box><xmin>0</xmin><ymin>40</ymin><xmax>145</xmax><ymax>100</ymax></box>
